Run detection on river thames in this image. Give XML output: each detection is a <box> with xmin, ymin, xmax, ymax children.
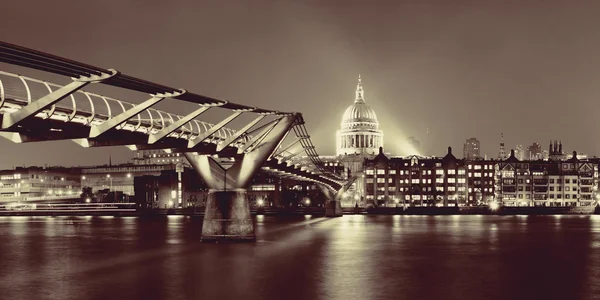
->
<box><xmin>1</xmin><ymin>215</ymin><xmax>600</xmax><ymax>300</ymax></box>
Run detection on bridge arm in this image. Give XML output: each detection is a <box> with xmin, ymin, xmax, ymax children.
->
<box><xmin>187</xmin><ymin>110</ymin><xmax>246</xmax><ymax>148</ymax></box>
<box><xmin>88</xmin><ymin>89</ymin><xmax>185</xmax><ymax>138</ymax></box>
<box><xmin>148</xmin><ymin>105</ymin><xmax>212</xmax><ymax>144</ymax></box>
<box><xmin>1</xmin><ymin>70</ymin><xmax>117</xmax><ymax>130</ymax></box>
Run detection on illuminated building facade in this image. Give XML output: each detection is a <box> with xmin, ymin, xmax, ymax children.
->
<box><xmin>0</xmin><ymin>167</ymin><xmax>81</xmax><ymax>203</ymax></box>
<box><xmin>463</xmin><ymin>137</ymin><xmax>481</xmax><ymax>160</ymax></box>
<box><xmin>495</xmin><ymin>150</ymin><xmax>599</xmax><ymax>207</ymax></box>
<box><xmin>363</xmin><ymin>147</ymin><xmax>496</xmax><ymax>207</ymax></box>
<box><xmin>336</xmin><ymin>75</ymin><xmax>383</xmax><ymax>157</ymax></box>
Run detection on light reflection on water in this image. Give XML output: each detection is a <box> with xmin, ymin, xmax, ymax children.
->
<box><xmin>0</xmin><ymin>215</ymin><xmax>600</xmax><ymax>299</ymax></box>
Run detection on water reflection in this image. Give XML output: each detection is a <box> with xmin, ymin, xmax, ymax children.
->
<box><xmin>0</xmin><ymin>215</ymin><xmax>600</xmax><ymax>299</ymax></box>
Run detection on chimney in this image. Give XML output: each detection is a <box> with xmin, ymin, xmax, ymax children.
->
<box><xmin>447</xmin><ymin>146</ymin><xmax>452</xmax><ymax>154</ymax></box>
<box><xmin>379</xmin><ymin>146</ymin><xmax>383</xmax><ymax>154</ymax></box>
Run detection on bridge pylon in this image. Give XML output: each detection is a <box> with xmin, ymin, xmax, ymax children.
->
<box><xmin>184</xmin><ymin>114</ymin><xmax>297</xmax><ymax>242</ymax></box>
<box><xmin>319</xmin><ymin>177</ymin><xmax>357</xmax><ymax>217</ymax></box>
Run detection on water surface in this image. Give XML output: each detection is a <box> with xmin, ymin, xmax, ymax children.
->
<box><xmin>1</xmin><ymin>215</ymin><xmax>599</xmax><ymax>300</ymax></box>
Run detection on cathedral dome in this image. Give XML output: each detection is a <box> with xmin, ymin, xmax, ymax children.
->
<box><xmin>341</xmin><ymin>75</ymin><xmax>379</xmax><ymax>129</ymax></box>
<box><xmin>341</xmin><ymin>101</ymin><xmax>378</xmax><ymax>126</ymax></box>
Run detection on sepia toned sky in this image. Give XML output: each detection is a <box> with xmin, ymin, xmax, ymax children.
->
<box><xmin>2</xmin><ymin>0</ymin><xmax>600</xmax><ymax>168</ymax></box>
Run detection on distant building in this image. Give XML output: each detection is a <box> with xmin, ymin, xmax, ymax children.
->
<box><xmin>495</xmin><ymin>150</ymin><xmax>599</xmax><ymax>206</ymax></box>
<box><xmin>463</xmin><ymin>138</ymin><xmax>481</xmax><ymax>160</ymax></box>
<box><xmin>133</xmin><ymin>150</ymin><xmax>187</xmax><ymax>165</ymax></box>
<box><xmin>0</xmin><ymin>167</ymin><xmax>81</xmax><ymax>203</ymax></box>
<box><xmin>335</xmin><ymin>75</ymin><xmax>383</xmax><ymax>157</ymax></box>
<box><xmin>515</xmin><ymin>145</ymin><xmax>525</xmax><ymax>160</ymax></box>
<box><xmin>498</xmin><ymin>133</ymin><xmax>507</xmax><ymax>160</ymax></box>
<box><xmin>363</xmin><ymin>147</ymin><xmax>495</xmax><ymax>207</ymax></box>
<box><xmin>549</xmin><ymin>140</ymin><xmax>566</xmax><ymax>161</ymax></box>
<box><xmin>526</xmin><ymin>143</ymin><xmax>543</xmax><ymax>160</ymax></box>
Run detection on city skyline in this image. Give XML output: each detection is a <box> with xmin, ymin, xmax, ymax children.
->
<box><xmin>2</xmin><ymin>1</ymin><xmax>600</xmax><ymax>168</ymax></box>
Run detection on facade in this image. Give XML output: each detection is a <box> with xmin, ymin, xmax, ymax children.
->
<box><xmin>495</xmin><ymin>150</ymin><xmax>599</xmax><ymax>206</ymax></box>
<box><xmin>133</xmin><ymin>150</ymin><xmax>187</xmax><ymax>165</ymax></box>
<box><xmin>515</xmin><ymin>145</ymin><xmax>525</xmax><ymax>160</ymax></box>
<box><xmin>463</xmin><ymin>137</ymin><xmax>481</xmax><ymax>160</ymax></box>
<box><xmin>526</xmin><ymin>142</ymin><xmax>543</xmax><ymax>160</ymax></box>
<box><xmin>498</xmin><ymin>133</ymin><xmax>507</xmax><ymax>159</ymax></box>
<box><xmin>363</xmin><ymin>147</ymin><xmax>496</xmax><ymax>207</ymax></box>
<box><xmin>81</xmin><ymin>163</ymin><xmax>181</xmax><ymax>197</ymax></box>
<box><xmin>0</xmin><ymin>167</ymin><xmax>81</xmax><ymax>203</ymax></box>
<box><xmin>335</xmin><ymin>75</ymin><xmax>383</xmax><ymax>157</ymax></box>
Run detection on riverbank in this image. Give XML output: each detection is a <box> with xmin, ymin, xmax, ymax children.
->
<box><xmin>0</xmin><ymin>205</ymin><xmax>597</xmax><ymax>216</ymax></box>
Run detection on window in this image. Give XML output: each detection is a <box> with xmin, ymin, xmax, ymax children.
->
<box><xmin>458</xmin><ymin>178</ymin><xmax>466</xmax><ymax>184</ymax></box>
<box><xmin>388</xmin><ymin>178</ymin><xmax>393</xmax><ymax>183</ymax></box>
<box><xmin>550</xmin><ymin>187</ymin><xmax>554</xmax><ymax>191</ymax></box>
<box><xmin>565</xmin><ymin>187</ymin><xmax>570</xmax><ymax>192</ymax></box>
<box><xmin>518</xmin><ymin>179</ymin><xmax>523</xmax><ymax>184</ymax></box>
<box><xmin>448</xmin><ymin>178</ymin><xmax>455</xmax><ymax>183</ymax></box>
<box><xmin>549</xmin><ymin>179</ymin><xmax>555</xmax><ymax>184</ymax></box>
<box><xmin>468</xmin><ymin>165</ymin><xmax>473</xmax><ymax>170</ymax></box>
<box><xmin>458</xmin><ymin>169</ymin><xmax>466</xmax><ymax>175</ymax></box>
<box><xmin>427</xmin><ymin>170</ymin><xmax>432</xmax><ymax>175</ymax></box>
<box><xmin>366</xmin><ymin>178</ymin><xmax>374</xmax><ymax>183</ymax></box>
<box><xmin>573</xmin><ymin>179</ymin><xmax>577</xmax><ymax>184</ymax></box>
<box><xmin>566</xmin><ymin>194</ymin><xmax>570</xmax><ymax>199</ymax></box>
<box><xmin>436</xmin><ymin>178</ymin><xmax>444</xmax><ymax>183</ymax></box>
<box><xmin>518</xmin><ymin>186</ymin><xmax>523</xmax><ymax>191</ymax></box>
<box><xmin>436</xmin><ymin>170</ymin><xmax>444</xmax><ymax>175</ymax></box>
<box><xmin>422</xmin><ymin>170</ymin><xmax>427</xmax><ymax>175</ymax></box>
<box><xmin>475</xmin><ymin>173</ymin><xmax>481</xmax><ymax>177</ymax></box>
<box><xmin>448</xmin><ymin>186</ymin><xmax>456</xmax><ymax>191</ymax></box>
<box><xmin>400</xmin><ymin>170</ymin><xmax>404</xmax><ymax>175</ymax></box>
<box><xmin>518</xmin><ymin>194</ymin><xmax>523</xmax><ymax>199</ymax></box>
<box><xmin>448</xmin><ymin>169</ymin><xmax>456</xmax><ymax>175</ymax></box>
<box><xmin>475</xmin><ymin>165</ymin><xmax>482</xmax><ymax>170</ymax></box>
<box><xmin>377</xmin><ymin>178</ymin><xmax>385</xmax><ymax>183</ymax></box>
<box><xmin>389</xmin><ymin>170</ymin><xmax>396</xmax><ymax>175</ymax></box>
<box><xmin>550</xmin><ymin>194</ymin><xmax>555</xmax><ymax>199</ymax></box>
<box><xmin>412</xmin><ymin>179</ymin><xmax>419</xmax><ymax>184</ymax></box>
<box><xmin>366</xmin><ymin>170</ymin><xmax>374</xmax><ymax>175</ymax></box>
<box><xmin>377</xmin><ymin>169</ymin><xmax>385</xmax><ymax>175</ymax></box>
<box><xmin>565</xmin><ymin>179</ymin><xmax>570</xmax><ymax>184</ymax></box>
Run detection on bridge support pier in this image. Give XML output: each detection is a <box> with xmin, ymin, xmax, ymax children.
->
<box><xmin>201</xmin><ymin>190</ymin><xmax>255</xmax><ymax>242</ymax></box>
<box><xmin>184</xmin><ymin>114</ymin><xmax>297</xmax><ymax>242</ymax></box>
<box><xmin>319</xmin><ymin>176</ymin><xmax>356</xmax><ymax>218</ymax></box>
<box><xmin>325</xmin><ymin>200</ymin><xmax>343</xmax><ymax>217</ymax></box>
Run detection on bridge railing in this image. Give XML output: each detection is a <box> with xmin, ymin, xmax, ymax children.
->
<box><xmin>0</xmin><ymin>70</ymin><xmax>239</xmax><ymax>143</ymax></box>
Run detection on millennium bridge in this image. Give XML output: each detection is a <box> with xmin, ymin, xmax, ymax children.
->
<box><xmin>0</xmin><ymin>41</ymin><xmax>354</xmax><ymax>241</ymax></box>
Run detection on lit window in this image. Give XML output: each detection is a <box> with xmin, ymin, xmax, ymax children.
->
<box><xmin>377</xmin><ymin>169</ymin><xmax>385</xmax><ymax>175</ymax></box>
<box><xmin>366</xmin><ymin>170</ymin><xmax>374</xmax><ymax>175</ymax></box>
<box><xmin>389</xmin><ymin>170</ymin><xmax>396</xmax><ymax>175</ymax></box>
<box><xmin>448</xmin><ymin>178</ymin><xmax>456</xmax><ymax>183</ymax></box>
<box><xmin>458</xmin><ymin>178</ymin><xmax>466</xmax><ymax>183</ymax></box>
<box><xmin>436</xmin><ymin>170</ymin><xmax>444</xmax><ymax>175</ymax></box>
<box><xmin>412</xmin><ymin>179</ymin><xmax>419</xmax><ymax>184</ymax></box>
<box><xmin>458</xmin><ymin>169</ymin><xmax>465</xmax><ymax>175</ymax></box>
<box><xmin>448</xmin><ymin>169</ymin><xmax>456</xmax><ymax>175</ymax></box>
<box><xmin>474</xmin><ymin>165</ymin><xmax>481</xmax><ymax>170</ymax></box>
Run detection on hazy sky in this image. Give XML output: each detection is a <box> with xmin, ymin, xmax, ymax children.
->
<box><xmin>2</xmin><ymin>0</ymin><xmax>600</xmax><ymax>168</ymax></box>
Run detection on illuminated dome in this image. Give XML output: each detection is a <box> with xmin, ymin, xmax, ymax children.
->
<box><xmin>341</xmin><ymin>75</ymin><xmax>379</xmax><ymax>130</ymax></box>
<box><xmin>336</xmin><ymin>75</ymin><xmax>383</xmax><ymax>156</ymax></box>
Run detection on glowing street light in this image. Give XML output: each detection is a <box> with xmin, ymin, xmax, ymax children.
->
<box><xmin>257</xmin><ymin>199</ymin><xmax>265</xmax><ymax>207</ymax></box>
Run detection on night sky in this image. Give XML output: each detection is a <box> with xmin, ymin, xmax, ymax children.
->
<box><xmin>2</xmin><ymin>0</ymin><xmax>600</xmax><ymax>169</ymax></box>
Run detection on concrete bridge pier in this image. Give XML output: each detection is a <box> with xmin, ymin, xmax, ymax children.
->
<box><xmin>185</xmin><ymin>115</ymin><xmax>297</xmax><ymax>242</ymax></box>
<box><xmin>320</xmin><ymin>177</ymin><xmax>356</xmax><ymax>218</ymax></box>
<box><xmin>202</xmin><ymin>189</ymin><xmax>255</xmax><ymax>241</ymax></box>
<box><xmin>325</xmin><ymin>200</ymin><xmax>343</xmax><ymax>217</ymax></box>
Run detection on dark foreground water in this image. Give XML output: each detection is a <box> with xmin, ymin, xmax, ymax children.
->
<box><xmin>1</xmin><ymin>215</ymin><xmax>600</xmax><ymax>300</ymax></box>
